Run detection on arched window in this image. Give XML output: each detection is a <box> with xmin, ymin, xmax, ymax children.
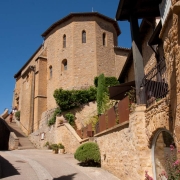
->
<box><xmin>49</xmin><ymin>66</ymin><xmax>52</xmax><ymax>79</ymax></box>
<box><xmin>82</xmin><ymin>30</ymin><xmax>86</xmax><ymax>43</ymax></box>
<box><xmin>62</xmin><ymin>59</ymin><xmax>67</xmax><ymax>71</ymax></box>
<box><xmin>63</xmin><ymin>34</ymin><xmax>66</xmax><ymax>48</ymax></box>
<box><xmin>103</xmin><ymin>33</ymin><xmax>106</xmax><ymax>46</ymax></box>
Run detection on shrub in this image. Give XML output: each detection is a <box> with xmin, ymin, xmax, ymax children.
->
<box><xmin>15</xmin><ymin>111</ymin><xmax>20</xmax><ymax>120</ymax></box>
<box><xmin>58</xmin><ymin>143</ymin><xmax>65</xmax><ymax>149</ymax></box>
<box><xmin>48</xmin><ymin>108</ymin><xmax>61</xmax><ymax>126</ymax></box>
<box><xmin>50</xmin><ymin>144</ymin><xmax>59</xmax><ymax>151</ymax></box>
<box><xmin>44</xmin><ymin>141</ymin><xmax>51</xmax><ymax>149</ymax></box>
<box><xmin>94</xmin><ymin>76</ymin><xmax>119</xmax><ymax>88</ymax></box>
<box><xmin>97</xmin><ymin>74</ymin><xmax>106</xmax><ymax>115</ymax></box>
<box><xmin>74</xmin><ymin>142</ymin><xmax>101</xmax><ymax>165</ymax></box>
<box><xmin>53</xmin><ymin>87</ymin><xmax>97</xmax><ymax>111</ymax></box>
<box><xmin>65</xmin><ymin>113</ymin><xmax>75</xmax><ymax>127</ymax></box>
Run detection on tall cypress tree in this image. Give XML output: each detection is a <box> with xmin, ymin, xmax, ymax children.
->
<box><xmin>97</xmin><ymin>74</ymin><xmax>106</xmax><ymax>115</ymax></box>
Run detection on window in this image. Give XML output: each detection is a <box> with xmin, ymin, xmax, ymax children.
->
<box><xmin>103</xmin><ymin>33</ymin><xmax>106</xmax><ymax>46</ymax></box>
<box><xmin>62</xmin><ymin>59</ymin><xmax>67</xmax><ymax>71</ymax></box>
<box><xmin>49</xmin><ymin>66</ymin><xmax>52</xmax><ymax>79</ymax></box>
<box><xmin>82</xmin><ymin>30</ymin><xmax>86</xmax><ymax>43</ymax></box>
<box><xmin>63</xmin><ymin>34</ymin><xmax>66</xmax><ymax>48</ymax></box>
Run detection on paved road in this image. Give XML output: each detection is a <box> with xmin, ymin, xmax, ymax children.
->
<box><xmin>0</xmin><ymin>149</ymin><xmax>120</xmax><ymax>180</ymax></box>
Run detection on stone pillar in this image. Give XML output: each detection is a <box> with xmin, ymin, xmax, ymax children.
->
<box><xmin>129</xmin><ymin>16</ymin><xmax>146</xmax><ymax>104</ymax></box>
<box><xmin>129</xmin><ymin>105</ymin><xmax>152</xmax><ymax>179</ymax></box>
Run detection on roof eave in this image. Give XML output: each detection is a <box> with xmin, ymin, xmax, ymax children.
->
<box><xmin>14</xmin><ymin>45</ymin><xmax>42</xmax><ymax>79</ymax></box>
<box><xmin>42</xmin><ymin>12</ymin><xmax>121</xmax><ymax>37</ymax></box>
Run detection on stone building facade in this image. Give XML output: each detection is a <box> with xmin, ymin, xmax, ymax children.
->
<box><xmin>114</xmin><ymin>0</ymin><xmax>180</xmax><ymax>179</ymax></box>
<box><xmin>14</xmin><ymin>2</ymin><xmax>180</xmax><ymax>180</ymax></box>
<box><xmin>12</xmin><ymin>12</ymin><xmax>129</xmax><ymax>135</ymax></box>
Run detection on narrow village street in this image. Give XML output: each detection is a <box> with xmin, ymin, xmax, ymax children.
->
<box><xmin>0</xmin><ymin>149</ymin><xmax>120</xmax><ymax>180</ymax></box>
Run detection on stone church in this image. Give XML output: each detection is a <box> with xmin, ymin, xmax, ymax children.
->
<box><xmin>12</xmin><ymin>12</ymin><xmax>129</xmax><ymax>135</ymax></box>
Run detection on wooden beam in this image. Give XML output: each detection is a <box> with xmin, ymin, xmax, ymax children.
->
<box><xmin>129</xmin><ymin>16</ymin><xmax>146</xmax><ymax>104</ymax></box>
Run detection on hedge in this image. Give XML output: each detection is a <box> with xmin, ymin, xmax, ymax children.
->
<box><xmin>53</xmin><ymin>87</ymin><xmax>96</xmax><ymax>111</ymax></box>
<box><xmin>94</xmin><ymin>76</ymin><xmax>119</xmax><ymax>88</ymax></box>
<box><xmin>74</xmin><ymin>142</ymin><xmax>101</xmax><ymax>165</ymax></box>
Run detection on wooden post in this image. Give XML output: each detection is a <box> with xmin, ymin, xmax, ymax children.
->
<box><xmin>129</xmin><ymin>16</ymin><xmax>146</xmax><ymax>104</ymax></box>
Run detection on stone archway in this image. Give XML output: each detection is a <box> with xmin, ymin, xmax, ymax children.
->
<box><xmin>151</xmin><ymin>129</ymin><xmax>175</xmax><ymax>180</ymax></box>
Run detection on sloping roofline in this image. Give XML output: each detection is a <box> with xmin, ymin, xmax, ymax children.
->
<box><xmin>14</xmin><ymin>45</ymin><xmax>42</xmax><ymax>78</ymax></box>
<box><xmin>42</xmin><ymin>12</ymin><xmax>121</xmax><ymax>37</ymax></box>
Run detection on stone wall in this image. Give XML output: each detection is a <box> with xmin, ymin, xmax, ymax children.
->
<box><xmin>145</xmin><ymin>98</ymin><xmax>170</xmax><ymax>145</ymax></box>
<box><xmin>8</xmin><ymin>132</ymin><xmax>19</xmax><ymax>150</ymax></box>
<box><xmin>94</xmin><ymin>105</ymin><xmax>152</xmax><ymax>180</ymax></box>
<box><xmin>114</xmin><ymin>47</ymin><xmax>130</xmax><ymax>79</ymax></box>
<box><xmin>29</xmin><ymin>122</ymin><xmax>81</xmax><ymax>154</ymax></box>
<box><xmin>159</xmin><ymin>1</ymin><xmax>180</xmax><ymax>149</ymax></box>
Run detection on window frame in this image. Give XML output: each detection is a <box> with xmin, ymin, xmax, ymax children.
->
<box><xmin>62</xmin><ymin>59</ymin><xmax>68</xmax><ymax>72</ymax></box>
<box><xmin>82</xmin><ymin>30</ymin><xmax>86</xmax><ymax>43</ymax></box>
<box><xmin>63</xmin><ymin>34</ymin><xmax>66</xmax><ymax>48</ymax></box>
<box><xmin>103</xmin><ymin>33</ymin><xmax>106</xmax><ymax>46</ymax></box>
<box><xmin>49</xmin><ymin>66</ymin><xmax>52</xmax><ymax>79</ymax></box>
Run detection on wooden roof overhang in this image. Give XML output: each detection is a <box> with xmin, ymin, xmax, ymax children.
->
<box><xmin>116</xmin><ymin>0</ymin><xmax>162</xmax><ymax>21</ymax></box>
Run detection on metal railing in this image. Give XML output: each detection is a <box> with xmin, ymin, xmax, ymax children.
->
<box><xmin>140</xmin><ymin>57</ymin><xmax>169</xmax><ymax>107</ymax></box>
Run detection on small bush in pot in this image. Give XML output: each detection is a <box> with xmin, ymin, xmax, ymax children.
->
<box><xmin>50</xmin><ymin>144</ymin><xmax>59</xmax><ymax>154</ymax></box>
<box><xmin>74</xmin><ymin>142</ymin><xmax>101</xmax><ymax>166</ymax></box>
<box><xmin>58</xmin><ymin>143</ymin><xmax>65</xmax><ymax>154</ymax></box>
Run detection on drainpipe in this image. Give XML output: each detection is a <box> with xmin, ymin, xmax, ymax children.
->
<box><xmin>29</xmin><ymin>65</ymin><xmax>36</xmax><ymax>134</ymax></box>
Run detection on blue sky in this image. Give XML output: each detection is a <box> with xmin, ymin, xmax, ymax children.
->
<box><xmin>0</xmin><ymin>0</ymin><xmax>131</xmax><ymax>113</ymax></box>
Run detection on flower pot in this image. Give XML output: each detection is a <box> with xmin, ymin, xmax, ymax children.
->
<box><xmin>59</xmin><ymin>148</ymin><xmax>65</xmax><ymax>154</ymax></box>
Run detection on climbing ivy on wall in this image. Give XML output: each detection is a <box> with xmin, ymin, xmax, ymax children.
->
<box><xmin>97</xmin><ymin>74</ymin><xmax>106</xmax><ymax>115</ymax></box>
<box><xmin>94</xmin><ymin>76</ymin><xmax>119</xmax><ymax>89</ymax></box>
<box><xmin>53</xmin><ymin>87</ymin><xmax>97</xmax><ymax>111</ymax></box>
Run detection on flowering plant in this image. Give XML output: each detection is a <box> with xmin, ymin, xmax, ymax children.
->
<box><xmin>145</xmin><ymin>145</ymin><xmax>180</xmax><ymax>180</ymax></box>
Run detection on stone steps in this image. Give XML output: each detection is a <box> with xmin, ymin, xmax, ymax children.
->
<box><xmin>5</xmin><ymin>116</ymin><xmax>35</xmax><ymax>150</ymax></box>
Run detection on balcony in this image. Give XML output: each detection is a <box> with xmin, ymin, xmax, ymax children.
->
<box><xmin>140</xmin><ymin>58</ymin><xmax>168</xmax><ymax>107</ymax></box>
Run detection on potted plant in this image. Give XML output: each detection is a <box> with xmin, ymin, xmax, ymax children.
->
<box><xmin>58</xmin><ymin>143</ymin><xmax>65</xmax><ymax>154</ymax></box>
<box><xmin>51</xmin><ymin>144</ymin><xmax>59</xmax><ymax>154</ymax></box>
<box><xmin>44</xmin><ymin>141</ymin><xmax>51</xmax><ymax>149</ymax></box>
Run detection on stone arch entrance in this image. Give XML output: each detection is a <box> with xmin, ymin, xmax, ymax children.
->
<box><xmin>151</xmin><ymin>129</ymin><xmax>175</xmax><ymax>180</ymax></box>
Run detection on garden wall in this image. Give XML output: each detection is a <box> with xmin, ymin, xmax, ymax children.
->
<box><xmin>29</xmin><ymin>123</ymin><xmax>81</xmax><ymax>154</ymax></box>
<box><xmin>94</xmin><ymin>105</ymin><xmax>152</xmax><ymax>180</ymax></box>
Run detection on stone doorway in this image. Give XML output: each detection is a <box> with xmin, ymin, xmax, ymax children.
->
<box><xmin>152</xmin><ymin>129</ymin><xmax>175</xmax><ymax>180</ymax></box>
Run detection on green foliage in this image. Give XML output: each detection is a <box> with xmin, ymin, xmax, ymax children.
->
<box><xmin>74</xmin><ymin>142</ymin><xmax>101</xmax><ymax>164</ymax></box>
<box><xmin>53</xmin><ymin>87</ymin><xmax>97</xmax><ymax>111</ymax></box>
<box><xmin>94</xmin><ymin>76</ymin><xmax>119</xmax><ymax>88</ymax></box>
<box><xmin>97</xmin><ymin>74</ymin><xmax>106</xmax><ymax>115</ymax></box>
<box><xmin>105</xmin><ymin>77</ymin><xmax>120</xmax><ymax>87</ymax></box>
<box><xmin>96</xmin><ymin>74</ymin><xmax>119</xmax><ymax>115</ymax></box>
<box><xmin>58</xmin><ymin>143</ymin><xmax>65</xmax><ymax>149</ymax></box>
<box><xmin>50</xmin><ymin>144</ymin><xmax>59</xmax><ymax>151</ymax></box>
<box><xmin>88</xmin><ymin>115</ymin><xmax>99</xmax><ymax>131</ymax></box>
<box><xmin>48</xmin><ymin>108</ymin><xmax>61</xmax><ymax>126</ymax></box>
<box><xmin>44</xmin><ymin>141</ymin><xmax>51</xmax><ymax>149</ymax></box>
<box><xmin>125</xmin><ymin>88</ymin><xmax>136</xmax><ymax>103</ymax></box>
<box><xmin>15</xmin><ymin>111</ymin><xmax>20</xmax><ymax>120</ymax></box>
<box><xmin>65</xmin><ymin>113</ymin><xmax>75</xmax><ymax>127</ymax></box>
<box><xmin>44</xmin><ymin>141</ymin><xmax>49</xmax><ymax>147</ymax></box>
